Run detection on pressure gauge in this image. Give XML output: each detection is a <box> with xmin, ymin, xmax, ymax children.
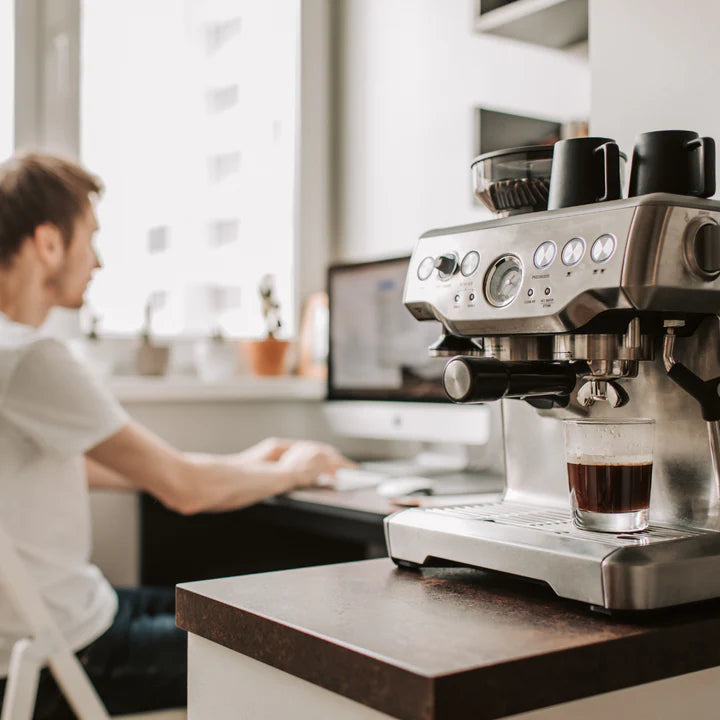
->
<box><xmin>484</xmin><ymin>255</ymin><xmax>523</xmax><ymax>307</ymax></box>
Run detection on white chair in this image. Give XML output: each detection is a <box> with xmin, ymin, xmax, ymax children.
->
<box><xmin>0</xmin><ymin>521</ymin><xmax>185</xmax><ymax>720</ymax></box>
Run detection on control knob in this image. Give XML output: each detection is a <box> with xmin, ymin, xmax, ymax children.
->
<box><xmin>685</xmin><ymin>218</ymin><xmax>720</xmax><ymax>280</ymax></box>
<box><xmin>434</xmin><ymin>253</ymin><xmax>458</xmax><ymax>278</ymax></box>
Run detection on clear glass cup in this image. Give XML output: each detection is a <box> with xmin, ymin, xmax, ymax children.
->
<box><xmin>562</xmin><ymin>418</ymin><xmax>655</xmax><ymax>533</ymax></box>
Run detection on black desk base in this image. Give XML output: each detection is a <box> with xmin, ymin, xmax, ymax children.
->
<box><xmin>140</xmin><ymin>493</ymin><xmax>384</xmax><ymax>587</ymax></box>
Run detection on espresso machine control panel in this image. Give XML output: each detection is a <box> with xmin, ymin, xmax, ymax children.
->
<box><xmin>404</xmin><ymin>195</ymin><xmax>720</xmax><ymax>336</ymax></box>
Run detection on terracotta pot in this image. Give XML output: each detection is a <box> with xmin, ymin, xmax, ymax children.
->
<box><xmin>242</xmin><ymin>337</ymin><xmax>291</xmax><ymax>376</ymax></box>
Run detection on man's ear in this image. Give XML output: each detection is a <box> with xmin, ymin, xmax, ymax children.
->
<box><xmin>31</xmin><ymin>223</ymin><xmax>65</xmax><ymax>270</ymax></box>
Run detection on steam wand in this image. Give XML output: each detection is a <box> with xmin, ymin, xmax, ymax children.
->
<box><xmin>663</xmin><ymin>321</ymin><xmax>720</xmax><ymax>490</ymax></box>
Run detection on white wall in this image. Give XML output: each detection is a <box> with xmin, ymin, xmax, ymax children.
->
<box><xmin>591</xmin><ymin>0</ymin><xmax>720</xmax><ymax>166</ymax></box>
<box><xmin>336</xmin><ymin>0</ymin><xmax>589</xmax><ymax>259</ymax></box>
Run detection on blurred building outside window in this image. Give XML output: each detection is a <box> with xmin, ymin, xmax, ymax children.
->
<box><xmin>80</xmin><ymin>0</ymin><xmax>299</xmax><ymax>339</ymax></box>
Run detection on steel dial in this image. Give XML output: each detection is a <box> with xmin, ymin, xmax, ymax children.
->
<box><xmin>485</xmin><ymin>255</ymin><xmax>524</xmax><ymax>307</ymax></box>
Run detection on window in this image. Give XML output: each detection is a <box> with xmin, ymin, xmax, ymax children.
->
<box><xmin>0</xmin><ymin>0</ymin><xmax>14</xmax><ymax>160</ymax></box>
<box><xmin>80</xmin><ymin>0</ymin><xmax>299</xmax><ymax>337</ymax></box>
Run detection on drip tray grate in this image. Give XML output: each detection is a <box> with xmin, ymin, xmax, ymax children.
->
<box><xmin>425</xmin><ymin>502</ymin><xmax>707</xmax><ymax>546</ymax></box>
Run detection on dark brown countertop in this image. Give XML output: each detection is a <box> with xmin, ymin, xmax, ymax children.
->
<box><xmin>176</xmin><ymin>558</ymin><xmax>720</xmax><ymax>720</ymax></box>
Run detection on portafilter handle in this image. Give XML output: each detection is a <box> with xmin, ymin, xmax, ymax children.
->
<box><xmin>443</xmin><ymin>357</ymin><xmax>578</xmax><ymax>404</ymax></box>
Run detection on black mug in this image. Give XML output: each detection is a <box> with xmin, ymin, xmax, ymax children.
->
<box><xmin>547</xmin><ymin>137</ymin><xmax>624</xmax><ymax>210</ymax></box>
<box><xmin>628</xmin><ymin>130</ymin><xmax>715</xmax><ymax>198</ymax></box>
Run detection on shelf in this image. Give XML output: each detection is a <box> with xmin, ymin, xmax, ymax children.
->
<box><xmin>109</xmin><ymin>375</ymin><xmax>326</xmax><ymax>403</ymax></box>
<box><xmin>476</xmin><ymin>0</ymin><xmax>588</xmax><ymax>49</ymax></box>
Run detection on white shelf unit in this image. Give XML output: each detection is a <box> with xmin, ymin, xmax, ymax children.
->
<box><xmin>475</xmin><ymin>0</ymin><xmax>588</xmax><ymax>49</ymax></box>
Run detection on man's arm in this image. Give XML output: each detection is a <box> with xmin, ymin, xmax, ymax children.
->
<box><xmin>86</xmin><ymin>421</ymin><xmax>352</xmax><ymax>515</ymax></box>
<box><xmin>86</xmin><ymin>436</ymin><xmax>295</xmax><ymax>491</ymax></box>
<box><xmin>86</xmin><ymin>456</ymin><xmax>135</xmax><ymax>490</ymax></box>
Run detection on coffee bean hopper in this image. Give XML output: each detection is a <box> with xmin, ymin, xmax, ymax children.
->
<box><xmin>471</xmin><ymin>145</ymin><xmax>554</xmax><ymax>216</ymax></box>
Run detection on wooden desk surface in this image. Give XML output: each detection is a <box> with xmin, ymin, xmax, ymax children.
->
<box><xmin>177</xmin><ymin>558</ymin><xmax>720</xmax><ymax>720</ymax></box>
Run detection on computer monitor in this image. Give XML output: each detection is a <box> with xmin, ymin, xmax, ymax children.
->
<box><xmin>324</xmin><ymin>256</ymin><xmax>491</xmax><ymax>452</ymax></box>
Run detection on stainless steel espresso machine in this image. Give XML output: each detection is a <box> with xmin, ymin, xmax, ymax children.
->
<box><xmin>384</xmin><ymin>134</ymin><xmax>720</xmax><ymax>610</ymax></box>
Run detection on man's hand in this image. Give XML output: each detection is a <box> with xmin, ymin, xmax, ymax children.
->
<box><xmin>275</xmin><ymin>441</ymin><xmax>356</xmax><ymax>488</ymax></box>
<box><xmin>233</xmin><ymin>438</ymin><xmax>356</xmax><ymax>488</ymax></box>
<box><xmin>235</xmin><ymin>437</ymin><xmax>293</xmax><ymax>464</ymax></box>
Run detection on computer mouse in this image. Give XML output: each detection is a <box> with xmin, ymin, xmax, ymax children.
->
<box><xmin>376</xmin><ymin>477</ymin><xmax>434</xmax><ymax>498</ymax></box>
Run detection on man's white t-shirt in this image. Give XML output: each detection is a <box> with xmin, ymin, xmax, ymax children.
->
<box><xmin>0</xmin><ymin>312</ymin><xmax>129</xmax><ymax>675</ymax></box>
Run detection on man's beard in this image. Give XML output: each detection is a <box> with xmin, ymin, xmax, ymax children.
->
<box><xmin>45</xmin><ymin>263</ymin><xmax>88</xmax><ymax>309</ymax></box>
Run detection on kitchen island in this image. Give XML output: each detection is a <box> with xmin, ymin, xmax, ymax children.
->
<box><xmin>176</xmin><ymin>558</ymin><xmax>720</xmax><ymax>720</ymax></box>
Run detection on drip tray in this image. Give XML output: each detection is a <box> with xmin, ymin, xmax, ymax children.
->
<box><xmin>425</xmin><ymin>502</ymin><xmax>705</xmax><ymax>546</ymax></box>
<box><xmin>385</xmin><ymin>501</ymin><xmax>720</xmax><ymax>609</ymax></box>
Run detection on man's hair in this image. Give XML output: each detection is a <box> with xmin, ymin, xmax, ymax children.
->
<box><xmin>0</xmin><ymin>151</ymin><xmax>103</xmax><ymax>265</ymax></box>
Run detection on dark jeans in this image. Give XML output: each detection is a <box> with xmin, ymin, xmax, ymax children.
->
<box><xmin>0</xmin><ymin>586</ymin><xmax>187</xmax><ymax>719</ymax></box>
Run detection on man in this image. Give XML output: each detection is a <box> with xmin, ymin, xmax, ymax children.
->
<box><xmin>0</xmin><ymin>151</ymin><xmax>353</xmax><ymax>717</ymax></box>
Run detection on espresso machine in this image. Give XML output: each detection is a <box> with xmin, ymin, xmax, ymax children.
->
<box><xmin>384</xmin><ymin>134</ymin><xmax>720</xmax><ymax>610</ymax></box>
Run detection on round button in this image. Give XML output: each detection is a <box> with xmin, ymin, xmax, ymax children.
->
<box><xmin>561</xmin><ymin>237</ymin><xmax>586</xmax><ymax>266</ymax></box>
<box><xmin>591</xmin><ymin>234</ymin><xmax>616</xmax><ymax>263</ymax></box>
<box><xmin>527</xmin><ymin>289</ymin><xmax>534</xmax><ymax>297</ymax></box>
<box><xmin>417</xmin><ymin>256</ymin><xmax>435</xmax><ymax>281</ymax></box>
<box><xmin>454</xmin><ymin>294</ymin><xmax>460</xmax><ymax>303</ymax></box>
<box><xmin>469</xmin><ymin>293</ymin><xmax>475</xmax><ymax>302</ymax></box>
<box><xmin>533</xmin><ymin>241</ymin><xmax>557</xmax><ymax>269</ymax></box>
<box><xmin>544</xmin><ymin>287</ymin><xmax>551</xmax><ymax>296</ymax></box>
<box><xmin>461</xmin><ymin>251</ymin><xmax>481</xmax><ymax>277</ymax></box>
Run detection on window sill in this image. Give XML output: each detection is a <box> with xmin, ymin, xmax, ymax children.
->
<box><xmin>109</xmin><ymin>375</ymin><xmax>326</xmax><ymax>403</ymax></box>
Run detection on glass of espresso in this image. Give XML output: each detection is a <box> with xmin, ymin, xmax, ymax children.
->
<box><xmin>562</xmin><ymin>418</ymin><xmax>655</xmax><ymax>533</ymax></box>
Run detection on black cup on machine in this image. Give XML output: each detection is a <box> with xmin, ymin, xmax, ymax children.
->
<box><xmin>628</xmin><ymin>129</ymin><xmax>715</xmax><ymax>198</ymax></box>
<box><xmin>547</xmin><ymin>137</ymin><xmax>625</xmax><ymax>210</ymax></box>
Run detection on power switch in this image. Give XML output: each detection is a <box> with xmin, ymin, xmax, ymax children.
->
<box><xmin>686</xmin><ymin>219</ymin><xmax>720</xmax><ymax>280</ymax></box>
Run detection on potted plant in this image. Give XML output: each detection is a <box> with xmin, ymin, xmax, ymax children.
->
<box><xmin>243</xmin><ymin>274</ymin><xmax>291</xmax><ymax>376</ymax></box>
<box><xmin>135</xmin><ymin>296</ymin><xmax>170</xmax><ymax>376</ymax></box>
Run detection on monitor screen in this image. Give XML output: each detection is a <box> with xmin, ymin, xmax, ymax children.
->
<box><xmin>327</xmin><ymin>257</ymin><xmax>447</xmax><ymax>402</ymax></box>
